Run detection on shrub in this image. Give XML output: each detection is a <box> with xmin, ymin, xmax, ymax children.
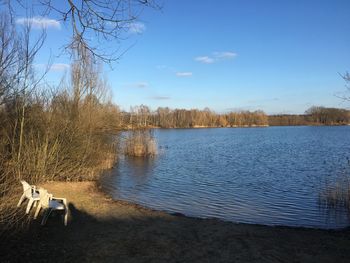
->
<box><xmin>124</xmin><ymin>129</ymin><xmax>157</xmax><ymax>157</ymax></box>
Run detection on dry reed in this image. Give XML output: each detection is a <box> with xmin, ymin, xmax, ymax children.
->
<box><xmin>124</xmin><ymin>130</ymin><xmax>157</xmax><ymax>157</ymax></box>
<box><xmin>318</xmin><ymin>160</ymin><xmax>350</xmax><ymax>213</ymax></box>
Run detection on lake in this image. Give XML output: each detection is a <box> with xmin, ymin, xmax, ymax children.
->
<box><xmin>101</xmin><ymin>126</ymin><xmax>350</xmax><ymax>229</ymax></box>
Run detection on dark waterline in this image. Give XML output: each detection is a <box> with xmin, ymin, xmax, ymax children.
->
<box><xmin>101</xmin><ymin>126</ymin><xmax>350</xmax><ymax>229</ymax></box>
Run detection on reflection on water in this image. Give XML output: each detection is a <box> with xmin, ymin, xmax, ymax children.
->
<box><xmin>120</xmin><ymin>156</ymin><xmax>155</xmax><ymax>180</ymax></box>
<box><xmin>101</xmin><ymin>126</ymin><xmax>350</xmax><ymax>229</ymax></box>
<box><xmin>103</xmin><ymin>156</ymin><xmax>155</xmax><ymax>198</ymax></box>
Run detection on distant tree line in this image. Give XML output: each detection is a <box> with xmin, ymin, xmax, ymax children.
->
<box><xmin>269</xmin><ymin>106</ymin><xmax>350</xmax><ymax>126</ymax></box>
<box><xmin>120</xmin><ymin>106</ymin><xmax>268</xmax><ymax>128</ymax></box>
<box><xmin>119</xmin><ymin>105</ymin><xmax>350</xmax><ymax>128</ymax></box>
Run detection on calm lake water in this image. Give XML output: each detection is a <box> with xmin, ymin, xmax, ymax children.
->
<box><xmin>101</xmin><ymin>126</ymin><xmax>350</xmax><ymax>229</ymax></box>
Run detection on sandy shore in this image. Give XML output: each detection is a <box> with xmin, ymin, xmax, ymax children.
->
<box><xmin>2</xmin><ymin>181</ymin><xmax>350</xmax><ymax>262</ymax></box>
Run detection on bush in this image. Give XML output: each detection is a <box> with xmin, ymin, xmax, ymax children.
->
<box><xmin>124</xmin><ymin>130</ymin><xmax>157</xmax><ymax>157</ymax></box>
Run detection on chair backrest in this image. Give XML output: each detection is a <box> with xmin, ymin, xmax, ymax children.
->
<box><xmin>20</xmin><ymin>180</ymin><xmax>32</xmax><ymax>198</ymax></box>
<box><xmin>38</xmin><ymin>188</ymin><xmax>51</xmax><ymax>208</ymax></box>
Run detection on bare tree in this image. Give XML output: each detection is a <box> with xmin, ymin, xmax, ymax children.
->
<box><xmin>3</xmin><ymin>0</ymin><xmax>159</xmax><ymax>63</ymax></box>
<box><xmin>342</xmin><ymin>72</ymin><xmax>350</xmax><ymax>101</ymax></box>
<box><xmin>0</xmin><ymin>12</ymin><xmax>47</xmax><ymax>106</ymax></box>
<box><xmin>0</xmin><ymin>12</ymin><xmax>49</xmax><ymax>231</ymax></box>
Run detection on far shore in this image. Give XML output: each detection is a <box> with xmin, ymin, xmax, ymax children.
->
<box><xmin>2</xmin><ymin>181</ymin><xmax>350</xmax><ymax>262</ymax></box>
<box><xmin>123</xmin><ymin>124</ymin><xmax>350</xmax><ymax>130</ymax></box>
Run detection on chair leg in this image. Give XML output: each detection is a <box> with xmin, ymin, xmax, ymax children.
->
<box><xmin>41</xmin><ymin>209</ymin><xmax>52</xmax><ymax>225</ymax></box>
<box><xmin>26</xmin><ymin>199</ymin><xmax>34</xmax><ymax>214</ymax></box>
<box><xmin>34</xmin><ymin>203</ymin><xmax>42</xmax><ymax>219</ymax></box>
<box><xmin>17</xmin><ymin>194</ymin><xmax>26</xmax><ymax>207</ymax></box>
<box><xmin>64</xmin><ymin>209</ymin><xmax>68</xmax><ymax>226</ymax></box>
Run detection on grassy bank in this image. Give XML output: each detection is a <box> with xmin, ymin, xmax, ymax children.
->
<box><xmin>2</xmin><ymin>181</ymin><xmax>350</xmax><ymax>263</ymax></box>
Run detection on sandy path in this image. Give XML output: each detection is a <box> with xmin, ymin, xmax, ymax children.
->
<box><xmin>2</xmin><ymin>181</ymin><xmax>350</xmax><ymax>262</ymax></box>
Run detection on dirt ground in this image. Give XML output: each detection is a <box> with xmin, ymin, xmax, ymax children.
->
<box><xmin>1</xmin><ymin>181</ymin><xmax>350</xmax><ymax>263</ymax></box>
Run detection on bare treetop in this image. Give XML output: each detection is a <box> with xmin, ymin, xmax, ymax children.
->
<box><xmin>5</xmin><ymin>0</ymin><xmax>159</xmax><ymax>63</ymax></box>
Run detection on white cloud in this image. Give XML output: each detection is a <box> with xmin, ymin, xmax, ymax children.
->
<box><xmin>176</xmin><ymin>72</ymin><xmax>193</xmax><ymax>77</ymax></box>
<box><xmin>125</xmin><ymin>82</ymin><xmax>149</xmax><ymax>88</ymax></box>
<box><xmin>195</xmin><ymin>51</ymin><xmax>237</xmax><ymax>64</ymax></box>
<box><xmin>151</xmin><ymin>96</ymin><xmax>170</xmax><ymax>100</ymax></box>
<box><xmin>213</xmin><ymin>51</ymin><xmax>237</xmax><ymax>59</ymax></box>
<box><xmin>128</xmin><ymin>22</ymin><xmax>146</xmax><ymax>34</ymax></box>
<box><xmin>35</xmin><ymin>63</ymin><xmax>70</xmax><ymax>72</ymax></box>
<box><xmin>195</xmin><ymin>56</ymin><xmax>215</xmax><ymax>64</ymax></box>
<box><xmin>50</xmin><ymin>63</ymin><xmax>70</xmax><ymax>72</ymax></box>
<box><xmin>16</xmin><ymin>16</ymin><xmax>61</xmax><ymax>29</ymax></box>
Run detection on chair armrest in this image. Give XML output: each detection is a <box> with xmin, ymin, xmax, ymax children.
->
<box><xmin>52</xmin><ymin>197</ymin><xmax>66</xmax><ymax>201</ymax></box>
<box><xmin>52</xmin><ymin>197</ymin><xmax>67</xmax><ymax>207</ymax></box>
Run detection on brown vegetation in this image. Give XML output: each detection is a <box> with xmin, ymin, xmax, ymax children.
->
<box><xmin>124</xmin><ymin>129</ymin><xmax>157</xmax><ymax>157</ymax></box>
<box><xmin>269</xmin><ymin>107</ymin><xmax>350</xmax><ymax>126</ymax></box>
<box><xmin>0</xmin><ymin>15</ymin><xmax>120</xmax><ymax>232</ymax></box>
<box><xmin>122</xmin><ymin>106</ymin><xmax>269</xmax><ymax>128</ymax></box>
<box><xmin>120</xmin><ymin>105</ymin><xmax>350</xmax><ymax>128</ymax></box>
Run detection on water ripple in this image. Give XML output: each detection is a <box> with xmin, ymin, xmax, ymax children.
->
<box><xmin>101</xmin><ymin>126</ymin><xmax>350</xmax><ymax>229</ymax></box>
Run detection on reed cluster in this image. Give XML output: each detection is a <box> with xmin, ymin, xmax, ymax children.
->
<box><xmin>319</xmin><ymin>173</ymin><xmax>350</xmax><ymax>211</ymax></box>
<box><xmin>124</xmin><ymin>130</ymin><xmax>157</xmax><ymax>157</ymax></box>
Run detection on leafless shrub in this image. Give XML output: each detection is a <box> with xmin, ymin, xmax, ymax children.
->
<box><xmin>124</xmin><ymin>129</ymin><xmax>157</xmax><ymax>157</ymax></box>
<box><xmin>0</xmin><ymin>13</ymin><xmax>121</xmax><ymax>233</ymax></box>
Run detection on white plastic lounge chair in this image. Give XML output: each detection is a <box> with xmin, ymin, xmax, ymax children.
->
<box><xmin>17</xmin><ymin>180</ymin><xmax>40</xmax><ymax>214</ymax></box>
<box><xmin>34</xmin><ymin>188</ymin><xmax>68</xmax><ymax>226</ymax></box>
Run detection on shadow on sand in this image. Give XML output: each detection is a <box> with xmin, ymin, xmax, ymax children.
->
<box><xmin>1</xmin><ymin>203</ymin><xmax>350</xmax><ymax>263</ymax></box>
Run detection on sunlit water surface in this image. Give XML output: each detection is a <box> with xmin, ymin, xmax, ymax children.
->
<box><xmin>101</xmin><ymin>126</ymin><xmax>350</xmax><ymax>229</ymax></box>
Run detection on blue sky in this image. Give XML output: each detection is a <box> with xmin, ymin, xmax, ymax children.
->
<box><xmin>11</xmin><ymin>0</ymin><xmax>350</xmax><ymax>114</ymax></box>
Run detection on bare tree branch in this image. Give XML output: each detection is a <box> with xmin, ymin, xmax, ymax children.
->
<box><xmin>335</xmin><ymin>72</ymin><xmax>350</xmax><ymax>102</ymax></box>
<box><xmin>35</xmin><ymin>0</ymin><xmax>159</xmax><ymax>63</ymax></box>
<box><xmin>0</xmin><ymin>12</ymin><xmax>48</xmax><ymax>106</ymax></box>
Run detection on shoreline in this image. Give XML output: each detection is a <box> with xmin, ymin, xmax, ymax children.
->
<box><xmin>96</xmin><ymin>181</ymin><xmax>348</xmax><ymax>231</ymax></box>
<box><xmin>2</xmin><ymin>181</ymin><xmax>350</xmax><ymax>262</ymax></box>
